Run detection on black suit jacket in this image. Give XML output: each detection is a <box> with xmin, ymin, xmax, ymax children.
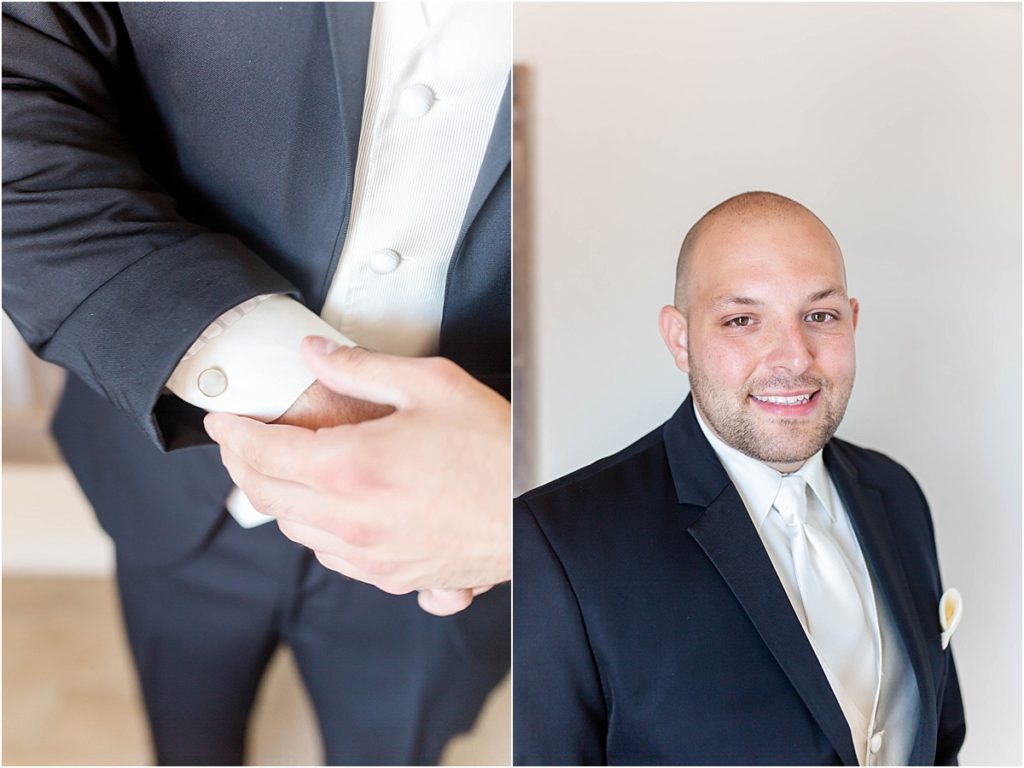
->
<box><xmin>3</xmin><ymin>3</ymin><xmax>510</xmax><ymax>566</ymax></box>
<box><xmin>514</xmin><ymin>396</ymin><xmax>965</xmax><ymax>765</ymax></box>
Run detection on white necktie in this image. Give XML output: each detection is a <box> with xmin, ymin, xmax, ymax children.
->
<box><xmin>773</xmin><ymin>475</ymin><xmax>878</xmax><ymax>726</ymax></box>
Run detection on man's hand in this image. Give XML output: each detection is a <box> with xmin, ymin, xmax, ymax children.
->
<box><xmin>273</xmin><ymin>367</ymin><xmax>481</xmax><ymax>612</ymax></box>
<box><xmin>205</xmin><ymin>336</ymin><xmax>511</xmax><ymax>616</ymax></box>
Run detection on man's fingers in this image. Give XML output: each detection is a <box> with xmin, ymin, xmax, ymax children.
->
<box><xmin>301</xmin><ymin>336</ymin><xmax>460</xmax><ymax>409</ymax></box>
<box><xmin>206</xmin><ymin>412</ymin><xmax>325</xmax><ymax>486</ymax></box>
<box><xmin>217</xmin><ymin>445</ymin><xmax>318</xmax><ymax>519</ymax></box>
<box><xmin>417</xmin><ymin>589</ymin><xmax>475</xmax><ymax>616</ymax></box>
<box><xmin>276</xmin><ymin>517</ymin><xmax>387</xmax><ymax>564</ymax></box>
<box><xmin>312</xmin><ymin>551</ymin><xmax>419</xmax><ymax>596</ymax></box>
<box><xmin>311</xmin><ymin>551</ymin><xmax>378</xmax><ymax>585</ymax></box>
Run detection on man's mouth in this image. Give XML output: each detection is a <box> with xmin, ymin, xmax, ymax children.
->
<box><xmin>748</xmin><ymin>390</ymin><xmax>820</xmax><ymax>414</ymax></box>
<box><xmin>750</xmin><ymin>392</ymin><xmax>814</xmax><ymax>405</ymax></box>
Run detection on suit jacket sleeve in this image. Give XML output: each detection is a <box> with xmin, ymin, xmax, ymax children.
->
<box><xmin>513</xmin><ymin>497</ymin><xmax>607</xmax><ymax>765</ymax></box>
<box><xmin>2</xmin><ymin>3</ymin><xmax>299</xmax><ymax>449</ymax></box>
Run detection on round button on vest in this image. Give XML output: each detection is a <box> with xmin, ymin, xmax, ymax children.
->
<box><xmin>369</xmin><ymin>248</ymin><xmax>401</xmax><ymax>274</ymax></box>
<box><xmin>399</xmin><ymin>83</ymin><xmax>436</xmax><ymax>118</ymax></box>
<box><xmin>869</xmin><ymin>732</ymin><xmax>883</xmax><ymax>754</ymax></box>
<box><xmin>198</xmin><ymin>367</ymin><xmax>228</xmax><ymax>397</ymax></box>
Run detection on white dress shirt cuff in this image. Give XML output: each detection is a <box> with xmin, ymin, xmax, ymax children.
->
<box><xmin>165</xmin><ymin>294</ymin><xmax>353</xmax><ymax>421</ymax></box>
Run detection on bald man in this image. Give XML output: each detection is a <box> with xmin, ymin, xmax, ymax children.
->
<box><xmin>513</xmin><ymin>192</ymin><xmax>965</xmax><ymax>766</ymax></box>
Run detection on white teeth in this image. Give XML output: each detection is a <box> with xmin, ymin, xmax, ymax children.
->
<box><xmin>752</xmin><ymin>393</ymin><xmax>812</xmax><ymax>405</ymax></box>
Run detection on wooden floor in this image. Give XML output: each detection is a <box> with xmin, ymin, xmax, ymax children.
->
<box><xmin>2</xmin><ymin>576</ymin><xmax>510</xmax><ymax>766</ymax></box>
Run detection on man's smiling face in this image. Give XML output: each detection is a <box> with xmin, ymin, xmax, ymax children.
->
<box><xmin>661</xmin><ymin>199</ymin><xmax>858</xmax><ymax>472</ymax></box>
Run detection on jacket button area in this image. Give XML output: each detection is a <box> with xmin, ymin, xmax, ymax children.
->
<box><xmin>400</xmin><ymin>83</ymin><xmax>435</xmax><ymax>117</ymax></box>
<box><xmin>369</xmin><ymin>248</ymin><xmax>401</xmax><ymax>274</ymax></box>
<box><xmin>197</xmin><ymin>367</ymin><xmax>228</xmax><ymax>397</ymax></box>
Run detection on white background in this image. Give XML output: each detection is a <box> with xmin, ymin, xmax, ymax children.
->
<box><xmin>515</xmin><ymin>3</ymin><xmax>1020</xmax><ymax>764</ymax></box>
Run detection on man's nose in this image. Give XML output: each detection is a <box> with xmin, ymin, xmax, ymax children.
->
<box><xmin>764</xmin><ymin>321</ymin><xmax>813</xmax><ymax>375</ymax></box>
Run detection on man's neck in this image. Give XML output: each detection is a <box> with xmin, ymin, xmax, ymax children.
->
<box><xmin>692</xmin><ymin>401</ymin><xmax>807</xmax><ymax>475</ymax></box>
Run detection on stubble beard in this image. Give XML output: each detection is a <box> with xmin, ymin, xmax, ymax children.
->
<box><xmin>688</xmin><ymin>365</ymin><xmax>854</xmax><ymax>466</ymax></box>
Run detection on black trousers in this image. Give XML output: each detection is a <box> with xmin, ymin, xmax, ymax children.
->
<box><xmin>114</xmin><ymin>513</ymin><xmax>510</xmax><ymax>765</ymax></box>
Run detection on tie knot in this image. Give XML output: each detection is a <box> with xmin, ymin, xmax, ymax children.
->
<box><xmin>773</xmin><ymin>474</ymin><xmax>809</xmax><ymax>527</ymax></box>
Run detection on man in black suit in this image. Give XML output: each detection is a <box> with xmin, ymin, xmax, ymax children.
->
<box><xmin>3</xmin><ymin>3</ymin><xmax>510</xmax><ymax>764</ymax></box>
<box><xmin>514</xmin><ymin>191</ymin><xmax>965</xmax><ymax>765</ymax></box>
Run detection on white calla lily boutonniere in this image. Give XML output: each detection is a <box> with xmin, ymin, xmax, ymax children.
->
<box><xmin>938</xmin><ymin>588</ymin><xmax>962</xmax><ymax>650</ymax></box>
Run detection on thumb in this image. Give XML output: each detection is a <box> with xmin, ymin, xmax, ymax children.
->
<box><xmin>301</xmin><ymin>336</ymin><xmax>420</xmax><ymax>409</ymax></box>
<box><xmin>417</xmin><ymin>588</ymin><xmax>475</xmax><ymax>617</ymax></box>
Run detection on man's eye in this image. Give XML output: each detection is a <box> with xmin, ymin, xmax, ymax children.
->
<box><xmin>806</xmin><ymin>311</ymin><xmax>836</xmax><ymax>323</ymax></box>
<box><xmin>726</xmin><ymin>316</ymin><xmax>753</xmax><ymax>328</ymax></box>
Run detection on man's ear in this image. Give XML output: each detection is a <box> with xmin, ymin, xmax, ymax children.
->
<box><xmin>658</xmin><ymin>305</ymin><xmax>690</xmax><ymax>373</ymax></box>
<box><xmin>849</xmin><ymin>297</ymin><xmax>860</xmax><ymax>331</ymax></box>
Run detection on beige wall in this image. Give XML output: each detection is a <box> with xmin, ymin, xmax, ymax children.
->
<box><xmin>515</xmin><ymin>3</ymin><xmax>1020</xmax><ymax>765</ymax></box>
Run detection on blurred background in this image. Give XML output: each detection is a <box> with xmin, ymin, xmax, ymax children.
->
<box><xmin>514</xmin><ymin>3</ymin><xmax>1020</xmax><ymax>765</ymax></box>
<box><xmin>1</xmin><ymin>312</ymin><xmax>510</xmax><ymax>763</ymax></box>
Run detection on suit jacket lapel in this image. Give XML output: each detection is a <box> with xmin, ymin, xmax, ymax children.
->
<box><xmin>666</xmin><ymin>398</ymin><xmax>859</xmax><ymax>765</ymax></box>
<box><xmin>319</xmin><ymin>3</ymin><xmax>373</xmax><ymax>310</ymax></box>
<box><xmin>452</xmin><ymin>75</ymin><xmax>511</xmax><ymax>255</ymax></box>
<box><xmin>436</xmin><ymin>77</ymin><xmax>511</xmax><ymax>382</ymax></box>
<box><xmin>826</xmin><ymin>444</ymin><xmax>939</xmax><ymax>765</ymax></box>
<box><xmin>323</xmin><ymin>3</ymin><xmax>373</xmax><ymax>186</ymax></box>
